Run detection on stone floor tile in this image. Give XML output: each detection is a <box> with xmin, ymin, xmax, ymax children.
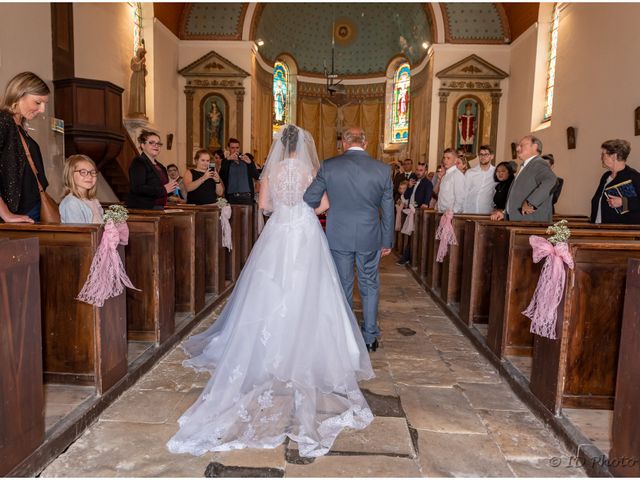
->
<box><xmin>508</xmin><ymin>458</ymin><xmax>586</xmax><ymax>477</ymax></box>
<box><xmin>134</xmin><ymin>361</ymin><xmax>210</xmax><ymax>392</ymax></box>
<box><xmin>330</xmin><ymin>417</ymin><xmax>415</xmax><ymax>456</ymax></box>
<box><xmin>417</xmin><ymin>430</ymin><xmax>513</xmax><ymax>477</ymax></box>
<box><xmin>419</xmin><ymin>318</ymin><xmax>464</xmax><ymax>336</ymax></box>
<box><xmin>399</xmin><ymin>386</ymin><xmax>487</xmax><ymax>434</ymax></box>
<box><xmin>428</xmin><ymin>334</ymin><xmax>476</xmax><ymax>353</ymax></box>
<box><xmin>478</xmin><ymin>410</ymin><xmax>564</xmax><ymax>460</ymax></box>
<box><xmin>284</xmin><ymin>455</ymin><xmax>422</xmax><ymax>477</ymax></box>
<box><xmin>359</xmin><ymin>369</ymin><xmax>398</xmax><ymax>397</ymax></box>
<box><xmin>442</xmin><ymin>351</ymin><xmax>501</xmax><ymax>384</ymax></box>
<box><xmin>207</xmin><ymin>445</ymin><xmax>286</xmax><ymax>470</ymax></box>
<box><xmin>388</xmin><ymin>358</ymin><xmax>456</xmax><ymax>388</ymax></box>
<box><xmin>459</xmin><ymin>382</ymin><xmax>528</xmax><ymax>411</ymax></box>
<box><xmin>40</xmin><ymin>421</ymin><xmax>211</xmax><ymax>477</ymax></box>
<box><xmin>101</xmin><ymin>389</ymin><xmax>193</xmax><ymax>424</ymax></box>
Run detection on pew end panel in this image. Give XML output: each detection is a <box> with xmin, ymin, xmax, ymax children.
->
<box><xmin>0</xmin><ymin>238</ymin><xmax>44</xmax><ymax>476</ymax></box>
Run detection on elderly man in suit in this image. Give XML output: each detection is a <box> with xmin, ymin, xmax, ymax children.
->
<box><xmin>491</xmin><ymin>135</ymin><xmax>557</xmax><ymax>222</ymax></box>
<box><xmin>304</xmin><ymin>127</ymin><xmax>394</xmax><ymax>352</ymax></box>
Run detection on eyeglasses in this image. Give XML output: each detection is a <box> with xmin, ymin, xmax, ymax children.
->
<box><xmin>146</xmin><ymin>141</ymin><xmax>163</xmax><ymax>147</ymax></box>
<box><xmin>74</xmin><ymin>169</ymin><xmax>98</xmax><ymax>178</ymax></box>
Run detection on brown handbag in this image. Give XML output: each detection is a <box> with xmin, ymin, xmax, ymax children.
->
<box><xmin>18</xmin><ymin>130</ymin><xmax>61</xmax><ymax>223</ymax></box>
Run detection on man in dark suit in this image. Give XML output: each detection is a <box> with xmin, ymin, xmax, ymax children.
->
<box><xmin>304</xmin><ymin>127</ymin><xmax>394</xmax><ymax>352</ymax></box>
<box><xmin>542</xmin><ymin>153</ymin><xmax>564</xmax><ymax>212</ymax></box>
<box><xmin>393</xmin><ymin>158</ymin><xmax>415</xmax><ymax>199</ymax></box>
<box><xmin>396</xmin><ymin>162</ymin><xmax>433</xmax><ymax>265</ymax></box>
<box><xmin>491</xmin><ymin>135</ymin><xmax>557</xmax><ymax>222</ymax></box>
<box><xmin>219</xmin><ymin>137</ymin><xmax>260</xmax><ymax>205</ymax></box>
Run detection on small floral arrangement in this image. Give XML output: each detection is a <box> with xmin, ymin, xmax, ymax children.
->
<box><xmin>103</xmin><ymin>204</ymin><xmax>129</xmax><ymax>224</ymax></box>
<box><xmin>546</xmin><ymin>219</ymin><xmax>571</xmax><ymax>245</ymax></box>
<box><xmin>216</xmin><ymin>197</ymin><xmax>229</xmax><ymax>208</ymax></box>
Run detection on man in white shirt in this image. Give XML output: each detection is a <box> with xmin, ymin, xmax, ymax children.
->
<box><xmin>463</xmin><ymin>145</ymin><xmax>497</xmax><ymax>214</ymax></box>
<box><xmin>437</xmin><ymin>148</ymin><xmax>466</xmax><ymax>213</ymax></box>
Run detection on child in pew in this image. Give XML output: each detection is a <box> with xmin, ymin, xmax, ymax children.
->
<box><xmin>59</xmin><ymin>154</ymin><xmax>104</xmax><ymax>224</ymax></box>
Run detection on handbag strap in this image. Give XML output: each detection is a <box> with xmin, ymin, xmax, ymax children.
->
<box><xmin>18</xmin><ymin>129</ymin><xmax>45</xmax><ymax>194</ymax></box>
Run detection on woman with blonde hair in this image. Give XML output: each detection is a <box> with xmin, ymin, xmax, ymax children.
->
<box><xmin>59</xmin><ymin>154</ymin><xmax>104</xmax><ymax>223</ymax></box>
<box><xmin>0</xmin><ymin>71</ymin><xmax>51</xmax><ymax>222</ymax></box>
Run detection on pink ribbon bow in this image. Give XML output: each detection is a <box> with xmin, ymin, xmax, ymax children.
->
<box><xmin>522</xmin><ymin>235</ymin><xmax>574</xmax><ymax>339</ymax></box>
<box><xmin>401</xmin><ymin>204</ymin><xmax>415</xmax><ymax>235</ymax></box>
<box><xmin>77</xmin><ymin>220</ymin><xmax>139</xmax><ymax>307</ymax></box>
<box><xmin>220</xmin><ymin>205</ymin><xmax>233</xmax><ymax>251</ymax></box>
<box><xmin>435</xmin><ymin>210</ymin><xmax>457</xmax><ymax>263</ymax></box>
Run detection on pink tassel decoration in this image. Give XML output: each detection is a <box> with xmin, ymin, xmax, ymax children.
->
<box><xmin>435</xmin><ymin>210</ymin><xmax>457</xmax><ymax>263</ymax></box>
<box><xmin>77</xmin><ymin>220</ymin><xmax>139</xmax><ymax>307</ymax></box>
<box><xmin>522</xmin><ymin>235</ymin><xmax>574</xmax><ymax>339</ymax></box>
<box><xmin>220</xmin><ymin>204</ymin><xmax>233</xmax><ymax>251</ymax></box>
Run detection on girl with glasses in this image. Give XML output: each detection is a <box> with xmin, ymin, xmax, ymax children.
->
<box><xmin>60</xmin><ymin>154</ymin><xmax>104</xmax><ymax>223</ymax></box>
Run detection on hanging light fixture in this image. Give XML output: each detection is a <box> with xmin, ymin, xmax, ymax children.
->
<box><xmin>324</xmin><ymin>9</ymin><xmax>345</xmax><ymax>96</ymax></box>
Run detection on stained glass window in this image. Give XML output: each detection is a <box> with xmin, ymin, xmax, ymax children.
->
<box><xmin>273</xmin><ymin>61</ymin><xmax>289</xmax><ymax>135</ymax></box>
<box><xmin>129</xmin><ymin>2</ymin><xmax>143</xmax><ymax>54</ymax></box>
<box><xmin>544</xmin><ymin>3</ymin><xmax>559</xmax><ymax>121</ymax></box>
<box><xmin>392</xmin><ymin>63</ymin><xmax>410</xmax><ymax>143</ymax></box>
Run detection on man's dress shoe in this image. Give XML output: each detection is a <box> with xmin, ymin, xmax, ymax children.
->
<box><xmin>366</xmin><ymin>339</ymin><xmax>379</xmax><ymax>352</ymax></box>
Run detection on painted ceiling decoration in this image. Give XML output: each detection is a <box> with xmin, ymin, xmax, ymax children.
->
<box><xmin>252</xmin><ymin>3</ymin><xmax>433</xmax><ymax>76</ymax></box>
<box><xmin>442</xmin><ymin>3</ymin><xmax>510</xmax><ymax>43</ymax></box>
<box><xmin>181</xmin><ymin>3</ymin><xmax>247</xmax><ymax>40</ymax></box>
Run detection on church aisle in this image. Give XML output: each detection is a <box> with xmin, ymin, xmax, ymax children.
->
<box><xmin>41</xmin><ymin>256</ymin><xmax>586</xmax><ymax>478</ymax></box>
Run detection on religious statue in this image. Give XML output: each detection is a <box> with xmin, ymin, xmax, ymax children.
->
<box><xmin>457</xmin><ymin>102</ymin><xmax>476</xmax><ymax>153</ymax></box>
<box><xmin>397</xmin><ymin>84</ymin><xmax>409</xmax><ymax>123</ymax></box>
<box><xmin>128</xmin><ymin>45</ymin><xmax>147</xmax><ymax>119</ymax></box>
<box><xmin>208</xmin><ymin>101</ymin><xmax>223</xmax><ymax>150</ymax></box>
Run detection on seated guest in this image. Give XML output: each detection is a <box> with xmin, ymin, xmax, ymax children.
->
<box><xmin>463</xmin><ymin>145</ymin><xmax>497</xmax><ymax>214</ymax></box>
<box><xmin>60</xmin><ymin>154</ymin><xmax>103</xmax><ymax>223</ymax></box>
<box><xmin>166</xmin><ymin>163</ymin><xmax>186</xmax><ymax>204</ymax></box>
<box><xmin>437</xmin><ymin>149</ymin><xmax>466</xmax><ymax>213</ymax></box>
<box><xmin>184</xmin><ymin>149</ymin><xmax>224</xmax><ymax>205</ymax></box>
<box><xmin>128</xmin><ymin>130</ymin><xmax>177</xmax><ymax>210</ymax></box>
<box><xmin>219</xmin><ymin>138</ymin><xmax>259</xmax><ymax>205</ymax></box>
<box><xmin>492</xmin><ymin>161</ymin><xmax>515</xmax><ymax>213</ymax></box>
<box><xmin>591</xmin><ymin>139</ymin><xmax>640</xmax><ymax>224</ymax></box>
<box><xmin>542</xmin><ymin>153</ymin><xmax>564</xmax><ymax>211</ymax></box>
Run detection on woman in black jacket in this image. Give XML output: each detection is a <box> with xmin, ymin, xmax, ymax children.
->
<box><xmin>492</xmin><ymin>161</ymin><xmax>515</xmax><ymax>213</ymax></box>
<box><xmin>127</xmin><ymin>130</ymin><xmax>178</xmax><ymax>209</ymax></box>
<box><xmin>0</xmin><ymin>72</ymin><xmax>51</xmax><ymax>223</ymax></box>
<box><xmin>591</xmin><ymin>139</ymin><xmax>640</xmax><ymax>224</ymax></box>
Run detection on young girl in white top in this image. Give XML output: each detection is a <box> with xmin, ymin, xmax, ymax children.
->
<box><xmin>59</xmin><ymin>154</ymin><xmax>104</xmax><ymax>223</ymax></box>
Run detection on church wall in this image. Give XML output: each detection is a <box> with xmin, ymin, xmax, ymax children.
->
<box><xmin>177</xmin><ymin>41</ymin><xmax>254</xmax><ymax>157</ymax></box>
<box><xmin>152</xmin><ymin>19</ymin><xmax>180</xmax><ymax>169</ymax></box>
<box><xmin>503</xmin><ymin>3</ymin><xmax>640</xmax><ymax>216</ymax></box>
<box><xmin>428</xmin><ymin>43</ymin><xmax>511</xmax><ymax>171</ymax></box>
<box><xmin>73</xmin><ymin>3</ymin><xmax>133</xmax><ymax>101</ymax></box>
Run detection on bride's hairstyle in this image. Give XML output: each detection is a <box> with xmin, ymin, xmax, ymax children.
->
<box><xmin>260</xmin><ymin>124</ymin><xmax>319</xmax><ymax>181</ymax></box>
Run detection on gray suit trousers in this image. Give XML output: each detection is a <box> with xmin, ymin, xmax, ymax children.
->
<box><xmin>330</xmin><ymin>249</ymin><xmax>381</xmax><ymax>345</ymax></box>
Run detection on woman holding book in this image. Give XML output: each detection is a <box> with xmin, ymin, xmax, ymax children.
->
<box><xmin>590</xmin><ymin>139</ymin><xmax>640</xmax><ymax>224</ymax></box>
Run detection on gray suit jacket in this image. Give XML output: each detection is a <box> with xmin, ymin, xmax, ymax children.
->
<box><xmin>304</xmin><ymin>149</ymin><xmax>395</xmax><ymax>252</ymax></box>
<box><xmin>506</xmin><ymin>156</ymin><xmax>558</xmax><ymax>222</ymax></box>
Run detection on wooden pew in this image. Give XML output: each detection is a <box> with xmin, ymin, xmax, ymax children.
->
<box><xmin>423</xmin><ymin>210</ymin><xmax>440</xmax><ymax>290</ymax></box>
<box><xmin>128</xmin><ymin>209</ymin><xmax>205</xmax><ymax>314</ymax></box>
<box><xmin>529</xmin><ymin>240</ymin><xmax>640</xmax><ymax>413</ymax></box>
<box><xmin>176</xmin><ymin>204</ymin><xmax>227</xmax><ymax>297</ymax></box>
<box><xmin>418</xmin><ymin>209</ymin><xmax>434</xmax><ymax>281</ymax></box>
<box><xmin>487</xmin><ymin>226</ymin><xmax>640</xmax><ymax>358</ymax></box>
<box><xmin>125</xmin><ymin>214</ymin><xmax>175</xmax><ymax>343</ymax></box>
<box><xmin>610</xmin><ymin>258</ymin><xmax>640</xmax><ymax>477</ymax></box>
<box><xmin>439</xmin><ymin>214</ymin><xmax>489</xmax><ymax>310</ymax></box>
<box><xmin>0</xmin><ymin>238</ymin><xmax>44</xmax><ymax>476</ymax></box>
<box><xmin>409</xmin><ymin>208</ymin><xmax>423</xmax><ymax>272</ymax></box>
<box><xmin>0</xmin><ymin>224</ymin><xmax>127</xmax><ymax>394</ymax></box>
<box><xmin>227</xmin><ymin>205</ymin><xmax>254</xmax><ymax>281</ymax></box>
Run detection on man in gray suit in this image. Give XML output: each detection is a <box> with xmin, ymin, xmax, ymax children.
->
<box><xmin>304</xmin><ymin>127</ymin><xmax>394</xmax><ymax>352</ymax></box>
<box><xmin>491</xmin><ymin>135</ymin><xmax>557</xmax><ymax>222</ymax></box>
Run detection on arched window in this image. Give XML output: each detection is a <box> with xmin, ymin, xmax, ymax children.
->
<box><xmin>391</xmin><ymin>62</ymin><xmax>411</xmax><ymax>143</ymax></box>
<box><xmin>128</xmin><ymin>2</ymin><xmax>143</xmax><ymax>53</ymax></box>
<box><xmin>273</xmin><ymin>61</ymin><xmax>290</xmax><ymax>134</ymax></box>
<box><xmin>543</xmin><ymin>3</ymin><xmax>559</xmax><ymax>121</ymax></box>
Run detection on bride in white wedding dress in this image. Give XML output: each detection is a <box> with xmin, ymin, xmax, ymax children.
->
<box><xmin>166</xmin><ymin>124</ymin><xmax>374</xmax><ymax>458</ymax></box>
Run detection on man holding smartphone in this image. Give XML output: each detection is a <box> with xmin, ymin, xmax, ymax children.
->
<box><xmin>219</xmin><ymin>138</ymin><xmax>260</xmax><ymax>205</ymax></box>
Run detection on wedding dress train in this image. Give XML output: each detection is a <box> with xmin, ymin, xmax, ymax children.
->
<box><xmin>167</xmin><ymin>150</ymin><xmax>374</xmax><ymax>457</ymax></box>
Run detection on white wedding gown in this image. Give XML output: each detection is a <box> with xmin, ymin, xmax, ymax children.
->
<box><xmin>167</xmin><ymin>158</ymin><xmax>374</xmax><ymax>458</ymax></box>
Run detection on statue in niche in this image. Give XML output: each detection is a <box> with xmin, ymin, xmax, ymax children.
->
<box><xmin>202</xmin><ymin>96</ymin><xmax>225</xmax><ymax>151</ymax></box>
<box><xmin>457</xmin><ymin>100</ymin><xmax>478</xmax><ymax>154</ymax></box>
<box><xmin>128</xmin><ymin>44</ymin><xmax>147</xmax><ymax>119</ymax></box>
<box><xmin>207</xmin><ymin>102</ymin><xmax>223</xmax><ymax>150</ymax></box>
